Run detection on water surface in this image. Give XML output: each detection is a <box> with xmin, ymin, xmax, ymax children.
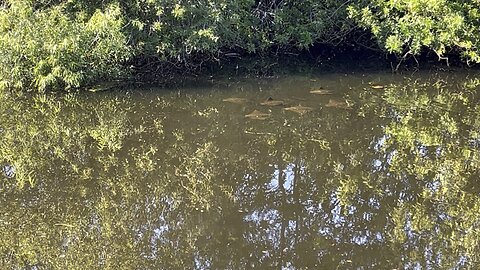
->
<box><xmin>1</xmin><ymin>70</ymin><xmax>479</xmax><ymax>269</ymax></box>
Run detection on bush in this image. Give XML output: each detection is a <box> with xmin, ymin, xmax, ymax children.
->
<box><xmin>348</xmin><ymin>0</ymin><xmax>480</xmax><ymax>64</ymax></box>
<box><xmin>121</xmin><ymin>0</ymin><xmax>355</xmax><ymax>59</ymax></box>
<box><xmin>0</xmin><ymin>0</ymin><xmax>479</xmax><ymax>92</ymax></box>
<box><xmin>0</xmin><ymin>1</ymin><xmax>130</xmax><ymax>91</ymax></box>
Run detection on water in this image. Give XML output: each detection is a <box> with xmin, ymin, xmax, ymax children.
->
<box><xmin>0</xmin><ymin>70</ymin><xmax>479</xmax><ymax>269</ymax></box>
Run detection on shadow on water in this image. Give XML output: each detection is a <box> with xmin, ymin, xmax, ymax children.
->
<box><xmin>0</xmin><ymin>69</ymin><xmax>479</xmax><ymax>269</ymax></box>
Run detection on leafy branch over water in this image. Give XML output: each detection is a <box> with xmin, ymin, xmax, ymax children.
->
<box><xmin>0</xmin><ymin>0</ymin><xmax>479</xmax><ymax>91</ymax></box>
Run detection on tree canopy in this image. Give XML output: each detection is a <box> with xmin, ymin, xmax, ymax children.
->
<box><xmin>0</xmin><ymin>0</ymin><xmax>479</xmax><ymax>91</ymax></box>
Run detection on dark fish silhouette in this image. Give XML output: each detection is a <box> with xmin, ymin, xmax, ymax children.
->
<box><xmin>260</xmin><ymin>97</ymin><xmax>285</xmax><ymax>106</ymax></box>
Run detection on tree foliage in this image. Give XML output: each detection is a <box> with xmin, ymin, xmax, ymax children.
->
<box><xmin>348</xmin><ymin>0</ymin><xmax>480</xmax><ymax>64</ymax></box>
<box><xmin>0</xmin><ymin>1</ymin><xmax>130</xmax><ymax>91</ymax></box>
<box><xmin>0</xmin><ymin>0</ymin><xmax>479</xmax><ymax>91</ymax></box>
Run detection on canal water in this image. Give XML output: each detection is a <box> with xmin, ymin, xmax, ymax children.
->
<box><xmin>0</xmin><ymin>69</ymin><xmax>479</xmax><ymax>269</ymax></box>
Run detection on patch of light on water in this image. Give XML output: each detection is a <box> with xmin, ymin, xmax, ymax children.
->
<box><xmin>404</xmin><ymin>261</ymin><xmax>422</xmax><ymax>270</ymax></box>
<box><xmin>418</xmin><ymin>145</ymin><xmax>428</xmax><ymax>157</ymax></box>
<box><xmin>368</xmin><ymin>197</ymin><xmax>380</xmax><ymax>209</ymax></box>
<box><xmin>283</xmin><ymin>164</ymin><xmax>295</xmax><ymax>192</ymax></box>
<box><xmin>305</xmin><ymin>200</ymin><xmax>322</xmax><ymax>216</ymax></box>
<box><xmin>348</xmin><ymin>205</ymin><xmax>356</xmax><ymax>215</ymax></box>
<box><xmin>352</xmin><ymin>230</ymin><xmax>386</xmax><ymax>246</ymax></box>
<box><xmin>288</xmin><ymin>220</ymin><xmax>296</xmax><ymax>232</ymax></box>
<box><xmin>265</xmin><ymin>176</ymin><xmax>279</xmax><ymax>193</ymax></box>
<box><xmin>372</xmin><ymin>159</ymin><xmax>383</xmax><ymax>171</ymax></box>
<box><xmin>265</xmin><ymin>164</ymin><xmax>280</xmax><ymax>193</ymax></box>
<box><xmin>194</xmin><ymin>251</ymin><xmax>211</xmax><ymax>270</ymax></box>
<box><xmin>437</xmin><ymin>212</ymin><xmax>450</xmax><ymax>222</ymax></box>
<box><xmin>398</xmin><ymin>191</ymin><xmax>407</xmax><ymax>203</ymax></box>
<box><xmin>383</xmin><ymin>186</ymin><xmax>393</xmax><ymax>196</ymax></box>
<box><xmin>137</xmin><ymin>196</ymin><xmax>178</xmax><ymax>258</ymax></box>
<box><xmin>153</xmin><ymin>225</ymin><xmax>169</xmax><ymax>240</ymax></box>
<box><xmin>456</xmin><ymin>255</ymin><xmax>469</xmax><ymax>269</ymax></box>
<box><xmin>148</xmin><ymin>224</ymin><xmax>169</xmax><ymax>258</ymax></box>
<box><xmin>243</xmin><ymin>208</ymin><xmax>280</xmax><ymax>226</ymax></box>
<box><xmin>373</xmin><ymin>134</ymin><xmax>388</xmax><ymax>152</ymax></box>
<box><xmin>329</xmin><ymin>192</ymin><xmax>346</xmax><ymax>228</ymax></box>
<box><xmin>265</xmin><ymin>163</ymin><xmax>297</xmax><ymax>194</ymax></box>
<box><xmin>235</xmin><ymin>173</ymin><xmax>259</xmax><ymax>203</ymax></box>
<box><xmin>425</xmin><ymin>180</ymin><xmax>441</xmax><ymax>193</ymax></box>
<box><xmin>283</xmin><ymin>262</ymin><xmax>295</xmax><ymax>270</ymax></box>
<box><xmin>387</xmin><ymin>149</ymin><xmax>397</xmax><ymax>166</ymax></box>
<box><xmin>375</xmin><ymin>232</ymin><xmax>384</xmax><ymax>242</ymax></box>
<box><xmin>319</xmin><ymin>226</ymin><xmax>332</xmax><ymax>236</ymax></box>
<box><xmin>404</xmin><ymin>213</ymin><xmax>415</xmax><ymax>240</ymax></box>
<box><xmin>352</xmin><ymin>232</ymin><xmax>369</xmax><ymax>245</ymax></box>
<box><xmin>473</xmin><ymin>138</ymin><xmax>480</xmax><ymax>148</ymax></box>
<box><xmin>2</xmin><ymin>164</ymin><xmax>15</xmax><ymax>178</ymax></box>
<box><xmin>243</xmin><ymin>208</ymin><xmax>283</xmax><ymax>252</ymax></box>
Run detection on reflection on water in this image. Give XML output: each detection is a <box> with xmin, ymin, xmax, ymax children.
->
<box><xmin>0</xmin><ymin>71</ymin><xmax>479</xmax><ymax>269</ymax></box>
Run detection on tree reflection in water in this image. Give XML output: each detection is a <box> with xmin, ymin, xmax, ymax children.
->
<box><xmin>0</xmin><ymin>72</ymin><xmax>479</xmax><ymax>269</ymax></box>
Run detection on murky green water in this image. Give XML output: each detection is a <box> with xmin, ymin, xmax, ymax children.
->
<box><xmin>1</xmin><ymin>70</ymin><xmax>479</xmax><ymax>269</ymax></box>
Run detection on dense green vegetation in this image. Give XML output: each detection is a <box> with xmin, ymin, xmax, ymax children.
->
<box><xmin>349</xmin><ymin>0</ymin><xmax>480</xmax><ymax>65</ymax></box>
<box><xmin>0</xmin><ymin>0</ymin><xmax>479</xmax><ymax>91</ymax></box>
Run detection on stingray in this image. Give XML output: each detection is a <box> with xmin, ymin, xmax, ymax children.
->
<box><xmin>245</xmin><ymin>110</ymin><xmax>271</xmax><ymax>120</ymax></box>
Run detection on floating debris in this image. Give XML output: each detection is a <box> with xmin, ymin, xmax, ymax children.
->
<box><xmin>245</xmin><ymin>110</ymin><xmax>271</xmax><ymax>120</ymax></box>
<box><xmin>284</xmin><ymin>105</ymin><xmax>314</xmax><ymax>115</ymax></box>
<box><xmin>260</xmin><ymin>97</ymin><xmax>285</xmax><ymax>106</ymax></box>
<box><xmin>310</xmin><ymin>89</ymin><xmax>333</xmax><ymax>95</ymax></box>
<box><xmin>244</xmin><ymin>130</ymin><xmax>275</xmax><ymax>136</ymax></box>
<box><xmin>325</xmin><ymin>99</ymin><xmax>351</xmax><ymax>109</ymax></box>
<box><xmin>223</xmin><ymin>97</ymin><xmax>248</xmax><ymax>104</ymax></box>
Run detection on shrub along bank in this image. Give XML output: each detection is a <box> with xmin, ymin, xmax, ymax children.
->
<box><xmin>0</xmin><ymin>0</ymin><xmax>479</xmax><ymax>92</ymax></box>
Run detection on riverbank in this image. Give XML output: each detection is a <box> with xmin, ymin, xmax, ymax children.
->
<box><xmin>1</xmin><ymin>0</ymin><xmax>478</xmax><ymax>92</ymax></box>
<box><xmin>101</xmin><ymin>48</ymin><xmax>477</xmax><ymax>93</ymax></box>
